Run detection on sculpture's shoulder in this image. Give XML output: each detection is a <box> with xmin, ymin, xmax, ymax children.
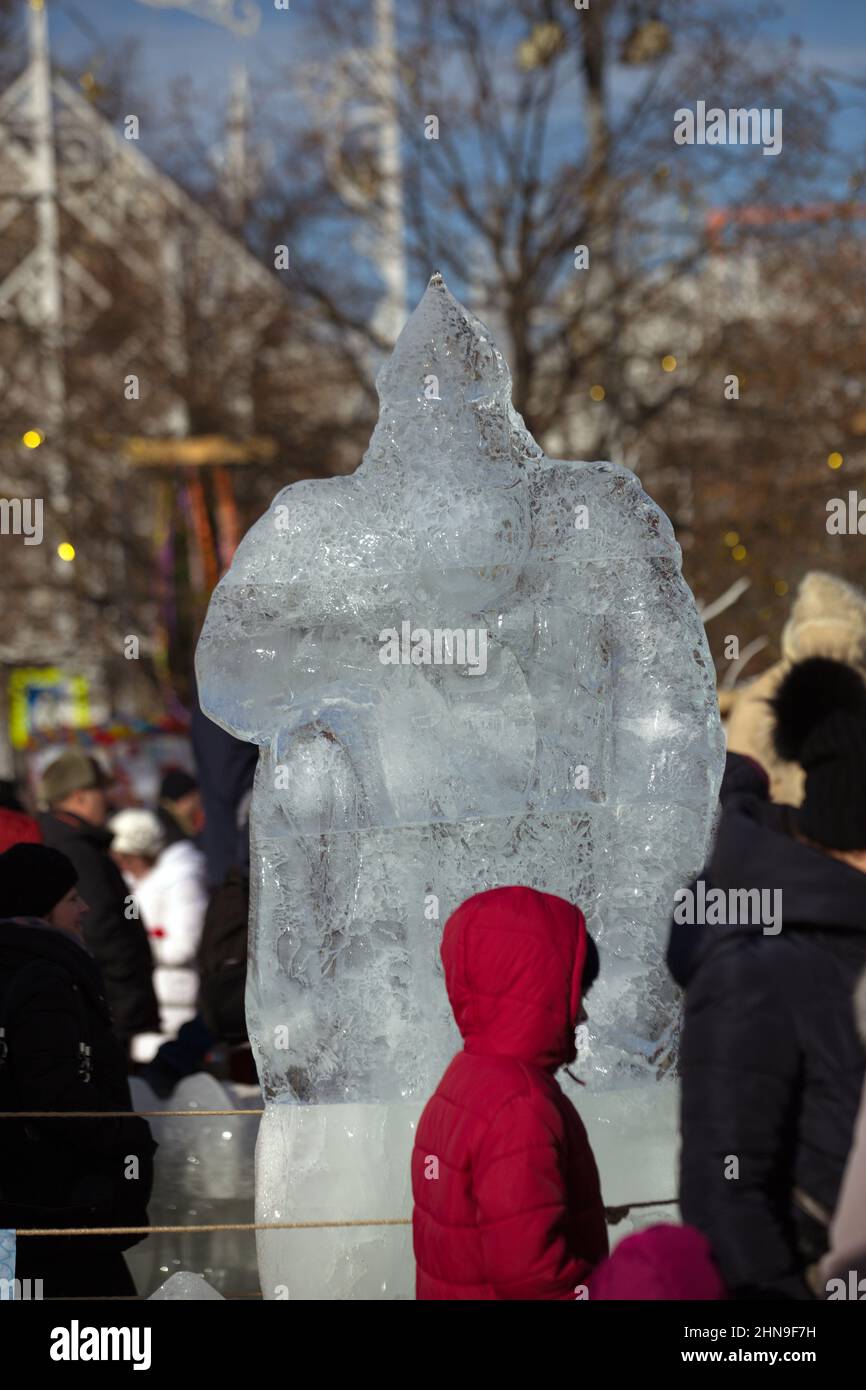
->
<box><xmin>235</xmin><ymin>474</ymin><xmax>354</xmax><ymax>568</ymax></box>
<box><xmin>527</xmin><ymin>455</ymin><xmax>679</xmax><ymax>563</ymax></box>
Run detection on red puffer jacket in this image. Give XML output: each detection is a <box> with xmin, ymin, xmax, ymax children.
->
<box><xmin>412</xmin><ymin>885</ymin><xmax>608</xmax><ymax>1300</ymax></box>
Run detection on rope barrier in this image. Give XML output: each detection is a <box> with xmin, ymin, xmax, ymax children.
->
<box><xmin>15</xmin><ymin>1199</ymin><xmax>677</xmax><ymax>1238</ymax></box>
<box><xmin>42</xmin><ymin>1293</ymin><xmax>264</xmax><ymax>1301</ymax></box>
<box><xmin>19</xmin><ymin>1218</ymin><xmax>411</xmax><ymax>1236</ymax></box>
<box><xmin>3</xmin><ymin>1106</ymin><xmax>677</xmax><ymax>1237</ymax></box>
<box><xmin>0</xmin><ymin>1109</ymin><xmax>264</xmax><ymax>1118</ymax></box>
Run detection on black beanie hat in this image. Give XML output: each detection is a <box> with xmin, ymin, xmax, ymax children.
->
<box><xmin>771</xmin><ymin>657</ymin><xmax>866</xmax><ymax>850</ymax></box>
<box><xmin>0</xmin><ymin>843</ymin><xmax>78</xmax><ymax>920</ymax></box>
<box><xmin>160</xmin><ymin>767</ymin><xmax>197</xmax><ymax>802</ymax></box>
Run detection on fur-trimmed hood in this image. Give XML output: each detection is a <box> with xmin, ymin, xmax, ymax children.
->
<box><xmin>726</xmin><ymin>571</ymin><xmax>866</xmax><ymax>808</ymax></box>
<box><xmin>782</xmin><ymin>571</ymin><xmax>866</xmax><ymax>667</ymax></box>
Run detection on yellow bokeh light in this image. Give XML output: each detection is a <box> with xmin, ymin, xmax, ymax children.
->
<box><xmin>774</xmin><ymin>580</ymin><xmax>789</xmax><ymax>596</ymax></box>
<box><xmin>57</xmin><ymin>542</ymin><xmax>75</xmax><ymax>563</ymax></box>
<box><xmin>589</xmin><ymin>384</ymin><xmax>605</xmax><ymax>401</ymax></box>
<box><xmin>723</xmin><ymin>530</ymin><xmax>739</xmax><ymax>547</ymax></box>
<box><xmin>22</xmin><ymin>429</ymin><xmax>43</xmax><ymax>448</ymax></box>
<box><xmin>662</xmin><ymin>354</ymin><xmax>677</xmax><ymax>372</ymax></box>
<box><xmin>827</xmin><ymin>451</ymin><xmax>844</xmax><ymax>470</ymax></box>
<box><xmin>731</xmin><ymin>544</ymin><xmax>747</xmax><ymax>561</ymax></box>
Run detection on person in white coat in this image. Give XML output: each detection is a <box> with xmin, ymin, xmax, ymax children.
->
<box><xmin>109</xmin><ymin>809</ymin><xmax>208</xmax><ymax>1059</ymax></box>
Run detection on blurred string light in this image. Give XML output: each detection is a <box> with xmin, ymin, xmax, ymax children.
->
<box><xmin>23</xmin><ymin>429</ymin><xmax>44</xmax><ymax>448</ymax></box>
<box><xmin>827</xmin><ymin>451</ymin><xmax>844</xmax><ymax>469</ymax></box>
<box><xmin>731</xmin><ymin>544</ymin><xmax>747</xmax><ymax>561</ymax></box>
<box><xmin>774</xmin><ymin>580</ymin><xmax>789</xmax><ymax>596</ymax></box>
<box><xmin>57</xmin><ymin>543</ymin><xmax>75</xmax><ymax>563</ymax></box>
<box><xmin>590</xmin><ymin>384</ymin><xmax>606</xmax><ymax>401</ymax></box>
<box><xmin>723</xmin><ymin>530</ymin><xmax>739</xmax><ymax>547</ymax></box>
<box><xmin>661</xmin><ymin>354</ymin><xmax>677</xmax><ymax>372</ymax></box>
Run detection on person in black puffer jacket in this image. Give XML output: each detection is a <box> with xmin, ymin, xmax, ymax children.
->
<box><xmin>0</xmin><ymin>844</ymin><xmax>157</xmax><ymax>1298</ymax></box>
<box><xmin>670</xmin><ymin>658</ymin><xmax>866</xmax><ymax>1300</ymax></box>
<box><xmin>37</xmin><ymin>750</ymin><xmax>159</xmax><ymax>1051</ymax></box>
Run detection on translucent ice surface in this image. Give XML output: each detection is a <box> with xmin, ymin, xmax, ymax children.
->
<box><xmin>149</xmin><ymin>1271</ymin><xmax>225</xmax><ymax>1300</ymax></box>
<box><xmin>127</xmin><ymin>1075</ymin><xmax>260</xmax><ymax>1297</ymax></box>
<box><xmin>253</xmin><ymin>1088</ymin><xmax>681</xmax><ymax>1299</ymax></box>
<box><xmin>196</xmin><ymin>273</ymin><xmax>724</xmax><ymax>1297</ymax></box>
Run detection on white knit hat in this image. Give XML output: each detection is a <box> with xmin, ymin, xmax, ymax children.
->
<box><xmin>109</xmin><ymin>808</ymin><xmax>165</xmax><ymax>858</ymax></box>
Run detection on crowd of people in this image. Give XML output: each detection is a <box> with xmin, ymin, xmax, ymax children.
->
<box><xmin>2</xmin><ymin>570</ymin><xmax>866</xmax><ymax>1301</ymax></box>
<box><xmin>0</xmin><ymin>755</ymin><xmax>207</xmax><ymax>1058</ymax></box>
<box><xmin>0</xmin><ymin>683</ymin><xmax>256</xmax><ymax>1296</ymax></box>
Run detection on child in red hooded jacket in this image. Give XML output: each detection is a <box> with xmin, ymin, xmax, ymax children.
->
<box><xmin>412</xmin><ymin>885</ymin><xmax>608</xmax><ymax>1300</ymax></box>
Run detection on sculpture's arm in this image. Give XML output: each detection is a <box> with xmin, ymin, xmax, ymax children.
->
<box><xmin>593</xmin><ymin>471</ymin><xmax>724</xmax><ymax>1057</ymax></box>
<box><xmin>249</xmin><ymin>727</ymin><xmax>364</xmax><ymax>1101</ymax></box>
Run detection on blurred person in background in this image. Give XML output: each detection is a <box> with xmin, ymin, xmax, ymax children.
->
<box><xmin>726</xmin><ymin>571</ymin><xmax>866</xmax><ymax>805</ymax></box>
<box><xmin>110</xmin><ymin>807</ymin><xmax>207</xmax><ymax>1055</ymax></box>
<box><xmin>189</xmin><ymin>668</ymin><xmax>256</xmax><ymax>890</ymax></box>
<box><xmin>37</xmin><ymin>749</ymin><xmax>158</xmax><ymax>1055</ymax></box>
<box><xmin>672</xmin><ymin>659</ymin><xmax>866</xmax><ymax>1299</ymax></box>
<box><xmin>821</xmin><ymin>967</ymin><xmax>866</xmax><ymax>1296</ymax></box>
<box><xmin>155</xmin><ymin>767</ymin><xmax>203</xmax><ymax>850</ymax></box>
<box><xmin>0</xmin><ymin>778</ymin><xmax>41</xmax><ymax>854</ymax></box>
<box><xmin>0</xmin><ymin>843</ymin><xmax>156</xmax><ymax>1297</ymax></box>
<box><xmin>186</xmin><ymin>668</ymin><xmax>257</xmax><ymax>1078</ymax></box>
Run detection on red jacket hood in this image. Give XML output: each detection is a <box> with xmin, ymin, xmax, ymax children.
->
<box><xmin>441</xmin><ymin>885</ymin><xmax>588</xmax><ymax>1071</ymax></box>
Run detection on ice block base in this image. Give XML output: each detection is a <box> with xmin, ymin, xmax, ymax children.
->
<box><xmin>256</xmin><ymin>1082</ymin><xmax>679</xmax><ymax>1299</ymax></box>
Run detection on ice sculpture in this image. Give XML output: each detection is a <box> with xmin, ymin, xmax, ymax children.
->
<box><xmin>149</xmin><ymin>1272</ymin><xmax>225</xmax><ymax>1300</ymax></box>
<box><xmin>127</xmin><ymin>1074</ymin><xmax>260</xmax><ymax>1297</ymax></box>
<box><xmin>196</xmin><ymin>273</ymin><xmax>724</xmax><ymax>1299</ymax></box>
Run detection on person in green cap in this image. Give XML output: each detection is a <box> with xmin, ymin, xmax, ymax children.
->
<box><xmin>37</xmin><ymin>750</ymin><xmax>158</xmax><ymax>1053</ymax></box>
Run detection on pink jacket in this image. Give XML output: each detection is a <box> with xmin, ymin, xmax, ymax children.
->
<box><xmin>589</xmin><ymin>1224</ymin><xmax>727</xmax><ymax>1300</ymax></box>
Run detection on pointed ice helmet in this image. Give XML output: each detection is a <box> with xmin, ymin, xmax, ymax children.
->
<box><xmin>368</xmin><ymin>273</ymin><xmax>535</xmax><ymax>610</ymax></box>
<box><xmin>377</xmin><ymin>272</ymin><xmax>511</xmax><ymax>409</ymax></box>
<box><xmin>372</xmin><ymin>272</ymin><xmax>540</xmax><ymax>471</ymax></box>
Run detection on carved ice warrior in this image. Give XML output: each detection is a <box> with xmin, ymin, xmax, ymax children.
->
<box><xmin>196</xmin><ymin>273</ymin><xmax>724</xmax><ymax>1298</ymax></box>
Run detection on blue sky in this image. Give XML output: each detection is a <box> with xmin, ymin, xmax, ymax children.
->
<box><xmin>754</xmin><ymin>0</ymin><xmax>866</xmax><ymax>70</ymax></box>
<box><xmin>42</xmin><ymin>0</ymin><xmax>310</xmax><ymax>91</ymax></box>
<box><xmin>35</xmin><ymin>0</ymin><xmax>866</xmax><ymax>118</ymax></box>
<box><xmin>16</xmin><ymin>0</ymin><xmax>866</xmax><ymax>302</ymax></box>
